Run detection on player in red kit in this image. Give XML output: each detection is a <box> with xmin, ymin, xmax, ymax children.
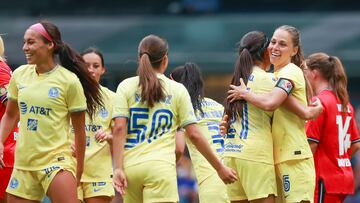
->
<box><xmin>304</xmin><ymin>52</ymin><xmax>360</xmax><ymax>203</ymax></box>
<box><xmin>0</xmin><ymin>35</ymin><xmax>19</xmax><ymax>203</ymax></box>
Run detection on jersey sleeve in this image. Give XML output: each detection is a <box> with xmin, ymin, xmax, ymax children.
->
<box><xmin>306</xmin><ymin>104</ymin><xmax>325</xmax><ymax>143</ymax></box>
<box><xmin>7</xmin><ymin>71</ymin><xmax>18</xmax><ymax>101</ymax></box>
<box><xmin>0</xmin><ymin>63</ymin><xmax>12</xmax><ymax>104</ymax></box>
<box><xmin>66</xmin><ymin>78</ymin><xmax>87</xmax><ymax>112</ymax></box>
<box><xmin>349</xmin><ymin>105</ymin><xmax>360</xmax><ymax>144</ymax></box>
<box><xmin>112</xmin><ymin>81</ymin><xmax>129</xmax><ymax>119</ymax></box>
<box><xmin>177</xmin><ymin>85</ymin><xmax>197</xmax><ymax>128</ymax></box>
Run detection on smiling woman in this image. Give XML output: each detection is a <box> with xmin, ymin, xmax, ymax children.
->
<box><xmin>0</xmin><ymin>21</ymin><xmax>103</xmax><ymax>203</ymax></box>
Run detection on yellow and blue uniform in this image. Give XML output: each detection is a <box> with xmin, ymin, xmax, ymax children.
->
<box><xmin>273</xmin><ymin>63</ymin><xmax>315</xmax><ymax>203</ymax></box>
<box><xmin>185</xmin><ymin>97</ymin><xmax>229</xmax><ymax>203</ymax></box>
<box><xmin>6</xmin><ymin>64</ymin><xmax>87</xmax><ymax>201</ymax></box>
<box><xmin>73</xmin><ymin>86</ymin><xmax>115</xmax><ymax>201</ymax></box>
<box><xmin>224</xmin><ymin>66</ymin><xmax>277</xmax><ymax>201</ymax></box>
<box><xmin>113</xmin><ymin>73</ymin><xmax>197</xmax><ymax>203</ymax></box>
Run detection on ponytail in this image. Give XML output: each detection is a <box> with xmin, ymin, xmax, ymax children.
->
<box><xmin>137</xmin><ymin>53</ymin><xmax>165</xmax><ymax>107</ymax></box>
<box><xmin>38</xmin><ymin>20</ymin><xmax>103</xmax><ymax>118</ymax></box>
<box><xmin>329</xmin><ymin>56</ymin><xmax>349</xmax><ymax>112</ymax></box>
<box><xmin>224</xmin><ymin>48</ymin><xmax>253</xmax><ymax>122</ymax></box>
<box><xmin>224</xmin><ymin>31</ymin><xmax>269</xmax><ymax>123</ymax></box>
<box><xmin>306</xmin><ymin>53</ymin><xmax>349</xmax><ymax>112</ymax></box>
<box><xmin>58</xmin><ymin>43</ymin><xmax>103</xmax><ymax>118</ymax></box>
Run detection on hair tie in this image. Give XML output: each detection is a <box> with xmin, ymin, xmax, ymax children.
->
<box><xmin>29</xmin><ymin>23</ymin><xmax>53</xmax><ymax>42</ymax></box>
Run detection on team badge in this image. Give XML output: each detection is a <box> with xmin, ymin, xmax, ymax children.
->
<box><xmin>27</xmin><ymin>118</ymin><xmax>38</xmax><ymax>131</ymax></box>
<box><xmin>48</xmin><ymin>87</ymin><xmax>60</xmax><ymax>98</ymax></box>
<box><xmin>99</xmin><ymin>107</ymin><xmax>109</xmax><ymax>118</ymax></box>
<box><xmin>9</xmin><ymin>178</ymin><xmax>19</xmax><ymax>189</ymax></box>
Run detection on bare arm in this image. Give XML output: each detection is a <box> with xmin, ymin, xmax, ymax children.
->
<box><xmin>308</xmin><ymin>141</ymin><xmax>318</xmax><ymax>155</ymax></box>
<box><xmin>227</xmin><ymin>78</ymin><xmax>288</xmax><ymax>111</ymax></box>
<box><xmin>70</xmin><ymin>111</ymin><xmax>86</xmax><ymax>185</ymax></box>
<box><xmin>175</xmin><ymin>130</ymin><xmax>185</xmax><ymax>164</ymax></box>
<box><xmin>283</xmin><ymin>96</ymin><xmax>323</xmax><ymax>120</ymax></box>
<box><xmin>185</xmin><ymin>123</ymin><xmax>238</xmax><ymax>184</ymax></box>
<box><xmin>112</xmin><ymin>117</ymin><xmax>128</xmax><ymax>194</ymax></box>
<box><xmin>351</xmin><ymin>142</ymin><xmax>360</xmax><ymax>157</ymax></box>
<box><xmin>0</xmin><ymin>100</ymin><xmax>19</xmax><ymax>168</ymax></box>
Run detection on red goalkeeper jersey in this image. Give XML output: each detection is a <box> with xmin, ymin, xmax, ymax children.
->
<box><xmin>0</xmin><ymin>61</ymin><xmax>18</xmax><ymax>167</ymax></box>
<box><xmin>306</xmin><ymin>90</ymin><xmax>360</xmax><ymax>194</ymax></box>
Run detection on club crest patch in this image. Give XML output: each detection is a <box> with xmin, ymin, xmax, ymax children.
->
<box><xmin>48</xmin><ymin>87</ymin><xmax>60</xmax><ymax>98</ymax></box>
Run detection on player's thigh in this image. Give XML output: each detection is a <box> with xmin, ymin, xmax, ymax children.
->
<box><xmin>47</xmin><ymin>170</ymin><xmax>78</xmax><ymax>203</ymax></box>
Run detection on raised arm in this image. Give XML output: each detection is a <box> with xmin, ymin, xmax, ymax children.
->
<box><xmin>284</xmin><ymin>96</ymin><xmax>323</xmax><ymax>120</ymax></box>
<box><xmin>227</xmin><ymin>78</ymin><xmax>288</xmax><ymax>111</ymax></box>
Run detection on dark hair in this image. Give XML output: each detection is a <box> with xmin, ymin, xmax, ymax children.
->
<box><xmin>170</xmin><ymin>62</ymin><xmax>204</xmax><ymax>115</ymax></box>
<box><xmin>224</xmin><ymin>31</ymin><xmax>269</xmax><ymax>122</ymax></box>
<box><xmin>137</xmin><ymin>34</ymin><xmax>168</xmax><ymax>107</ymax></box>
<box><xmin>39</xmin><ymin>20</ymin><xmax>103</xmax><ymax>118</ymax></box>
<box><xmin>306</xmin><ymin>52</ymin><xmax>349</xmax><ymax>112</ymax></box>
<box><xmin>81</xmin><ymin>47</ymin><xmax>105</xmax><ymax>67</ymax></box>
<box><xmin>276</xmin><ymin>25</ymin><xmax>313</xmax><ymax>101</ymax></box>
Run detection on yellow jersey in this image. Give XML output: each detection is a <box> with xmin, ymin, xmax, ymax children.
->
<box><xmin>7</xmin><ymin>64</ymin><xmax>87</xmax><ymax>170</ymax></box>
<box><xmin>185</xmin><ymin>97</ymin><xmax>224</xmax><ymax>183</ymax></box>
<box><xmin>224</xmin><ymin>67</ymin><xmax>275</xmax><ymax>164</ymax></box>
<box><xmin>71</xmin><ymin>86</ymin><xmax>115</xmax><ymax>182</ymax></box>
<box><xmin>113</xmin><ymin>74</ymin><xmax>197</xmax><ymax>167</ymax></box>
<box><xmin>273</xmin><ymin>63</ymin><xmax>313</xmax><ymax>164</ymax></box>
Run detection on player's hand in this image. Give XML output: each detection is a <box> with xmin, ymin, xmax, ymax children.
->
<box><xmin>309</xmin><ymin>97</ymin><xmax>323</xmax><ymax>119</ymax></box>
<box><xmin>95</xmin><ymin>129</ymin><xmax>112</xmax><ymax>143</ymax></box>
<box><xmin>220</xmin><ymin>114</ymin><xmax>229</xmax><ymax>136</ymax></box>
<box><xmin>227</xmin><ymin>78</ymin><xmax>248</xmax><ymax>103</ymax></box>
<box><xmin>113</xmin><ymin>168</ymin><xmax>128</xmax><ymax>195</ymax></box>
<box><xmin>0</xmin><ymin>142</ymin><xmax>5</xmax><ymax>168</ymax></box>
<box><xmin>217</xmin><ymin>165</ymin><xmax>238</xmax><ymax>184</ymax></box>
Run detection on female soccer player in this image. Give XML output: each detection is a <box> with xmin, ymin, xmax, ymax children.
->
<box><xmin>170</xmin><ymin>62</ymin><xmax>229</xmax><ymax>203</ymax></box>
<box><xmin>304</xmin><ymin>53</ymin><xmax>360</xmax><ymax>203</ymax></box>
<box><xmin>223</xmin><ymin>31</ymin><xmax>277</xmax><ymax>203</ymax></box>
<box><xmin>227</xmin><ymin>25</ymin><xmax>318</xmax><ymax>203</ymax></box>
<box><xmin>0</xmin><ymin>35</ymin><xmax>19</xmax><ymax>203</ymax></box>
<box><xmin>75</xmin><ymin>47</ymin><xmax>115</xmax><ymax>203</ymax></box>
<box><xmin>0</xmin><ymin>21</ymin><xmax>102</xmax><ymax>203</ymax></box>
<box><xmin>111</xmin><ymin>34</ymin><xmax>237</xmax><ymax>203</ymax></box>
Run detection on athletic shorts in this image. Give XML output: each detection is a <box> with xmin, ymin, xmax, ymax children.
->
<box><xmin>224</xmin><ymin>157</ymin><xmax>277</xmax><ymax>201</ymax></box>
<box><xmin>198</xmin><ymin>172</ymin><xmax>229</xmax><ymax>203</ymax></box>
<box><xmin>0</xmin><ymin>167</ymin><xmax>13</xmax><ymax>199</ymax></box>
<box><xmin>275</xmin><ymin>158</ymin><xmax>315</xmax><ymax>203</ymax></box>
<box><xmin>6</xmin><ymin>164</ymin><xmax>75</xmax><ymax>201</ymax></box>
<box><xmin>314</xmin><ymin>178</ymin><xmax>347</xmax><ymax>203</ymax></box>
<box><xmin>123</xmin><ymin>161</ymin><xmax>178</xmax><ymax>203</ymax></box>
<box><xmin>77</xmin><ymin>181</ymin><xmax>114</xmax><ymax>201</ymax></box>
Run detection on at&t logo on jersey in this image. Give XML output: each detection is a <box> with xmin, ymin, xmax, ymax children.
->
<box><xmin>9</xmin><ymin>178</ymin><xmax>19</xmax><ymax>189</ymax></box>
<box><xmin>27</xmin><ymin>118</ymin><xmax>38</xmax><ymax>131</ymax></box>
<box><xmin>48</xmin><ymin>87</ymin><xmax>60</xmax><ymax>98</ymax></box>
<box><xmin>20</xmin><ymin>101</ymin><xmax>27</xmax><ymax>114</ymax></box>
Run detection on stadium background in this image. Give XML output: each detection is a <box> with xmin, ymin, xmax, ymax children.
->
<box><xmin>1</xmin><ymin>0</ymin><xmax>360</xmax><ymax>202</ymax></box>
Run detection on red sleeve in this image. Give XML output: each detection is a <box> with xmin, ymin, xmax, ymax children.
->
<box><xmin>349</xmin><ymin>105</ymin><xmax>360</xmax><ymax>144</ymax></box>
<box><xmin>0</xmin><ymin>61</ymin><xmax>12</xmax><ymax>104</ymax></box>
<box><xmin>306</xmin><ymin>97</ymin><xmax>325</xmax><ymax>143</ymax></box>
